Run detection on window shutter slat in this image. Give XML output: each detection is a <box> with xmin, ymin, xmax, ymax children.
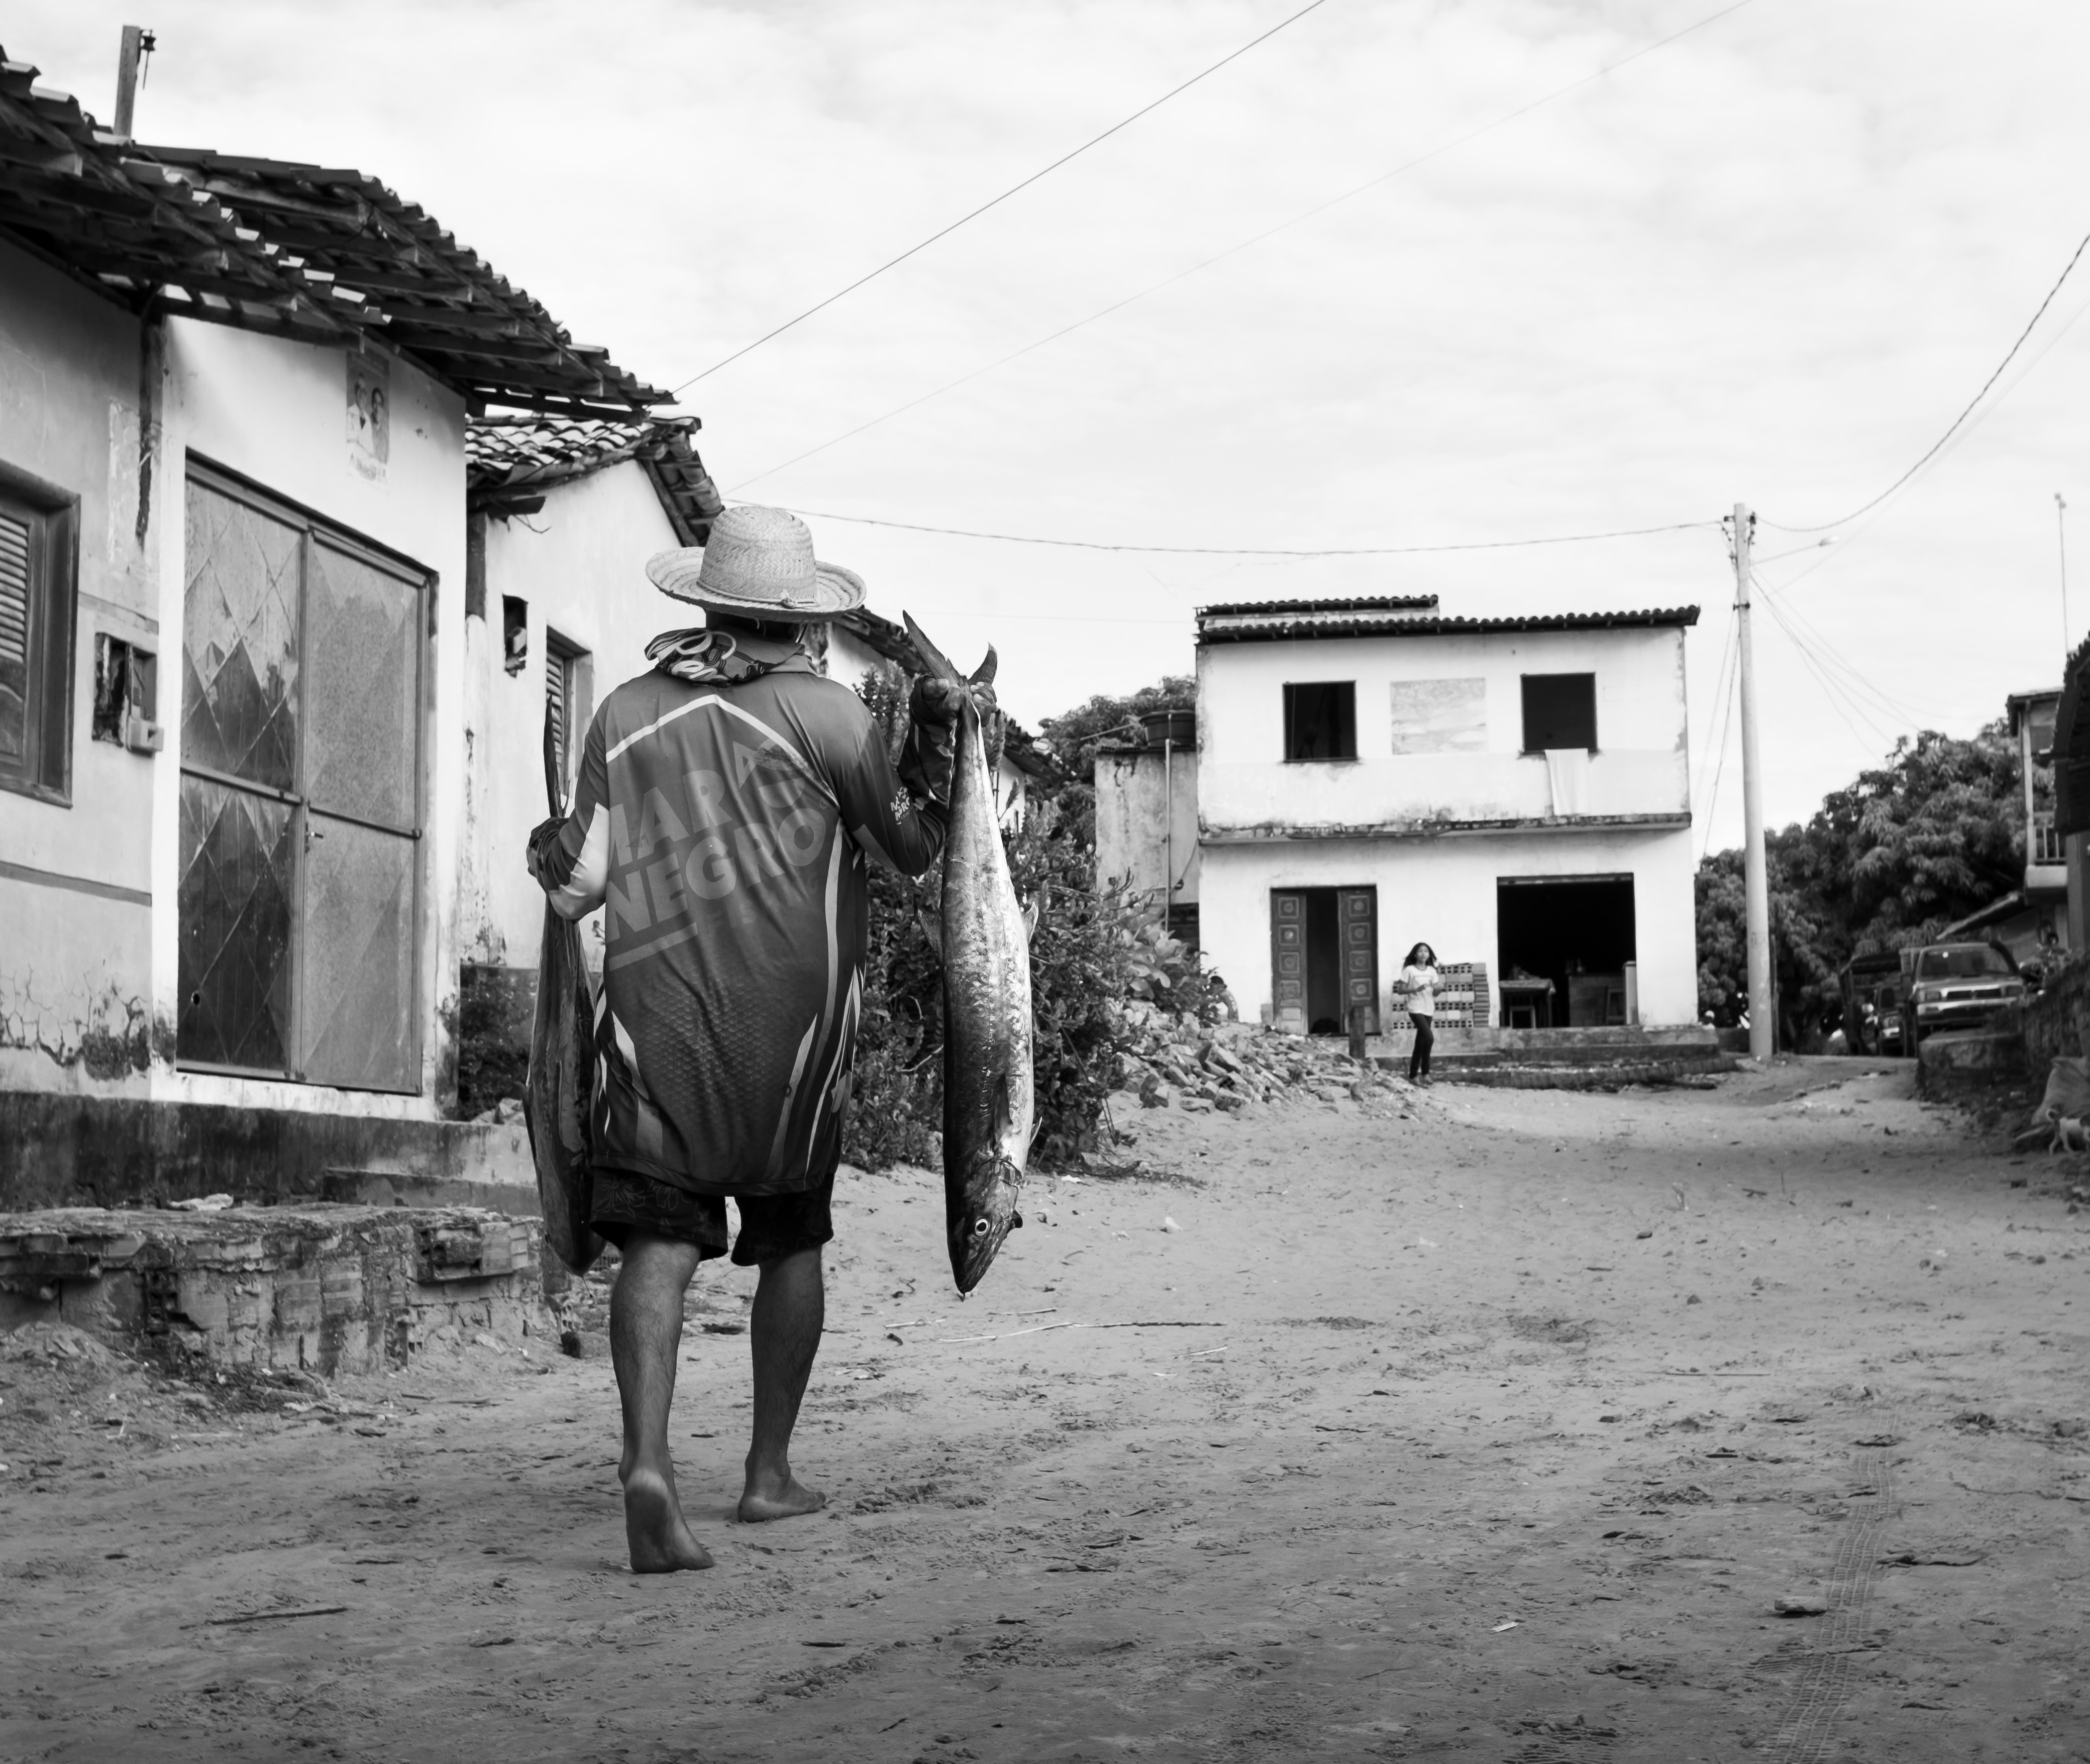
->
<box><xmin>546</xmin><ymin>651</ymin><xmax>567</xmax><ymax>776</ymax></box>
<box><xmin>0</xmin><ymin>510</ymin><xmax>28</xmax><ymax>668</ymax></box>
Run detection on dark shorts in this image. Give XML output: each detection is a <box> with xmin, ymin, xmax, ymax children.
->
<box><xmin>590</xmin><ymin>1169</ymin><xmax>835</xmax><ymax>1266</ymax></box>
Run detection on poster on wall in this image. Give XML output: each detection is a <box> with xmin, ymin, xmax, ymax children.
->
<box><xmin>347</xmin><ymin>349</ymin><xmax>390</xmax><ymax>483</ymax></box>
<box><xmin>1389</xmin><ymin>678</ymin><xmax>1486</xmax><ymax>753</ymax></box>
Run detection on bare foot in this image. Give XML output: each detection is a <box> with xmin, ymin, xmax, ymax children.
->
<box><xmin>623</xmin><ymin>1467</ymin><xmax>714</xmax><ymax>1572</ymax></box>
<box><xmin>738</xmin><ymin>1469</ymin><xmax>827</xmax><ymax>1523</ymax></box>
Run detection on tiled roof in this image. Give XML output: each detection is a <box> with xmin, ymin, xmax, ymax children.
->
<box><xmin>467</xmin><ymin>414</ymin><xmax>723</xmax><ymax>543</ymax></box>
<box><xmin>0</xmin><ymin>50</ymin><xmax>664</xmax><ymax>417</ymax></box>
<box><xmin>833</xmin><ymin>607</ymin><xmax>1060</xmax><ymax>781</ymax></box>
<box><xmin>1200</xmin><ymin>595</ymin><xmax>1439</xmax><ymax>618</ymax></box>
<box><xmin>1197</xmin><ymin>606</ymin><xmax>1700</xmax><ymax>645</ymax></box>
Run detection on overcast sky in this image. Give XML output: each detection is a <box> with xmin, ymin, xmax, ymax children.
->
<box><xmin>19</xmin><ymin>1</ymin><xmax>2090</xmax><ymax>849</ymax></box>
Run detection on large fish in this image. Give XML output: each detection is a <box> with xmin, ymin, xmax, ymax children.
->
<box><xmin>525</xmin><ymin>706</ymin><xmax>604</xmax><ymax>1276</ymax></box>
<box><xmin>906</xmin><ymin>614</ymin><xmax>1036</xmax><ymax>1294</ymax></box>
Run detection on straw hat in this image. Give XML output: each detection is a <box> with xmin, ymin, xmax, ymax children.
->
<box><xmin>646</xmin><ymin>505</ymin><xmax>865</xmax><ymax>621</ymax></box>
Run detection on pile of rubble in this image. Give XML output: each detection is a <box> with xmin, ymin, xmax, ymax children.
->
<box><xmin>1111</xmin><ymin>1005</ymin><xmax>1419</xmax><ymax>1115</ymax></box>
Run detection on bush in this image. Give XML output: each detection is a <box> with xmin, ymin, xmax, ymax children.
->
<box><xmin>842</xmin><ymin>672</ymin><xmax>1218</xmax><ymax>1173</ymax></box>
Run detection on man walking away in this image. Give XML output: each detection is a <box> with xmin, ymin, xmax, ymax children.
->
<box><xmin>528</xmin><ymin>505</ymin><xmax>981</xmax><ymax>1572</ymax></box>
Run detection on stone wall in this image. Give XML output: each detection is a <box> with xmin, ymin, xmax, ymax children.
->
<box><xmin>0</xmin><ymin>1204</ymin><xmax>553</xmax><ymax>1374</ymax></box>
<box><xmin>2024</xmin><ymin>956</ymin><xmax>2090</xmax><ymax>1071</ymax></box>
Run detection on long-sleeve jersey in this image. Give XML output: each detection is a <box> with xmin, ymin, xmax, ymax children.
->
<box><xmin>530</xmin><ymin>657</ymin><xmax>946</xmax><ymax>1197</ymax></box>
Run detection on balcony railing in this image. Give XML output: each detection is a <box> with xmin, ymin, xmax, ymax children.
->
<box><xmin>2032</xmin><ymin>811</ymin><xmax>2065</xmax><ymax>868</ymax></box>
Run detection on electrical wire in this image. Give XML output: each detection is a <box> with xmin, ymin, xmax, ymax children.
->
<box><xmin>669</xmin><ymin>0</ymin><xmax>1335</xmax><ymax>392</ymax></box>
<box><xmin>1753</xmin><ymin>584</ymin><xmax>1898</xmax><ymax>755</ymax></box>
<box><xmin>1756</xmin><ymin>281</ymin><xmax>2090</xmax><ymax>608</ymax></box>
<box><xmin>748</xmin><ymin>501</ymin><xmax>1717</xmax><ymax>556</ymax></box>
<box><xmin>725</xmin><ymin>0</ymin><xmax>1758</xmax><ymax>493</ymax></box>
<box><xmin>1700</xmin><ymin>625</ymin><xmax>1740</xmax><ymax>860</ymax></box>
<box><xmin>1692</xmin><ymin>596</ymin><xmax>1738</xmax><ymax>814</ymax></box>
<box><xmin>1765</xmin><ymin>226</ymin><xmax>2090</xmax><ymax>536</ymax></box>
<box><xmin>1751</xmin><ymin>568</ymin><xmax>1945</xmax><ymax>725</ymax></box>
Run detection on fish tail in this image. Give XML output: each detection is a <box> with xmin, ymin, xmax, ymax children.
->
<box><xmin>903</xmin><ymin>612</ymin><xmax>965</xmax><ymax>685</ymax></box>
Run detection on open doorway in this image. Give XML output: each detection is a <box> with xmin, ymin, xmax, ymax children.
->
<box><xmin>1496</xmin><ymin>875</ymin><xmax>1635</xmax><ymax>1028</ymax></box>
<box><xmin>1271</xmin><ymin>886</ymin><xmax>1379</xmax><ymax>1035</ymax></box>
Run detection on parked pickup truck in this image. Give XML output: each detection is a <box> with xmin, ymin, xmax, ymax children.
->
<box><xmin>1899</xmin><ymin>940</ymin><xmax>2026</xmax><ymax>1049</ymax></box>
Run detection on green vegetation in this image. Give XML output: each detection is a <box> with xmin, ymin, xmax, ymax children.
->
<box><xmin>1697</xmin><ymin>719</ymin><xmax>2026</xmax><ymax>1045</ymax></box>
<box><xmin>844</xmin><ymin>671</ymin><xmax>1215</xmax><ymax>1172</ymax></box>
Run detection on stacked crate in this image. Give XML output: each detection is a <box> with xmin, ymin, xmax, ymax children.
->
<box><xmin>1419</xmin><ymin>962</ymin><xmax>1489</xmax><ymax>1030</ymax></box>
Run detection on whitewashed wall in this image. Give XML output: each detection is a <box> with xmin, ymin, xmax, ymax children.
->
<box><xmin>476</xmin><ymin>459</ymin><xmax>682</xmax><ymax>968</ymax></box>
<box><xmin>0</xmin><ymin>243</ymin><xmax>157</xmax><ymax>1092</ymax></box>
<box><xmin>1095</xmin><ymin>747</ymin><xmax>1200</xmax><ymax>906</ymax></box>
<box><xmin>1197</xmin><ymin>624</ymin><xmax>1690</xmax><ymax>833</ymax></box>
<box><xmin>1198</xmin><ymin>823</ymin><xmax>1698</xmax><ymax>1028</ymax></box>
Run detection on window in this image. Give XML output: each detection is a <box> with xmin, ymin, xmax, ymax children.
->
<box><xmin>1284</xmin><ymin>681</ymin><xmax>1356</xmax><ymax>761</ymax></box>
<box><xmin>544</xmin><ymin>629</ymin><xmax>591</xmax><ymax>796</ymax></box>
<box><xmin>0</xmin><ymin>471</ymin><xmax>80</xmax><ymax>804</ymax></box>
<box><xmin>502</xmin><ymin>594</ymin><xmax>528</xmax><ymax>676</ymax></box>
<box><xmin>1915</xmin><ymin>945</ymin><xmax>2016</xmax><ymax>980</ymax></box>
<box><xmin>1520</xmin><ymin>673</ymin><xmax>1597</xmax><ymax>753</ymax></box>
<box><xmin>176</xmin><ymin>463</ymin><xmax>428</xmax><ymax>1091</ymax></box>
<box><xmin>92</xmin><ymin>634</ymin><xmax>160</xmax><ymax>751</ymax></box>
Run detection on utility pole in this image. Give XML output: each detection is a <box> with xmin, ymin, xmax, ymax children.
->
<box><xmin>1733</xmin><ymin>502</ymin><xmax>1773</xmax><ymax>1062</ymax></box>
<box><xmin>113</xmin><ymin>26</ymin><xmax>154</xmax><ymax>138</ymax></box>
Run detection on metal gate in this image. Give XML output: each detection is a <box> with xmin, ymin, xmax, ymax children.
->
<box><xmin>176</xmin><ymin>465</ymin><xmax>426</xmax><ymax>1091</ymax></box>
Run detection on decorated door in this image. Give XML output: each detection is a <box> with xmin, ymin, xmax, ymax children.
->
<box><xmin>1338</xmin><ymin>886</ymin><xmax>1379</xmax><ymax>1034</ymax></box>
<box><xmin>1270</xmin><ymin>890</ymin><xmax>1306</xmax><ymax>1032</ymax></box>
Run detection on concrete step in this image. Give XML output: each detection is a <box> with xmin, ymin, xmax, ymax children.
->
<box><xmin>0</xmin><ymin>1091</ymin><xmax>537</xmax><ymax>1215</ymax></box>
<box><xmin>1365</xmin><ymin>1025</ymin><xmax>1727</xmax><ymax>1072</ymax></box>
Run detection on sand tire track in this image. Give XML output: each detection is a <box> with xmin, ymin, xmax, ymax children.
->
<box><xmin>1761</xmin><ymin>1412</ymin><xmax>1898</xmax><ymax>1762</ymax></box>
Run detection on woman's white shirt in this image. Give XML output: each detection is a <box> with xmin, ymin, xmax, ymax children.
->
<box><xmin>1402</xmin><ymin>964</ymin><xmax>1438</xmax><ymax>1016</ymax></box>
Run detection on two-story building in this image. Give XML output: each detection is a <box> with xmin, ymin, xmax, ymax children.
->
<box><xmin>1934</xmin><ymin>688</ymin><xmax>2067</xmax><ymax>968</ymax></box>
<box><xmin>1192</xmin><ymin>596</ymin><xmax>1701</xmax><ymax>1034</ymax></box>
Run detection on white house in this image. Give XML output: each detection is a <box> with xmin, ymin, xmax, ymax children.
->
<box><xmin>0</xmin><ymin>55</ymin><xmax>680</xmax><ymax>1201</ymax></box>
<box><xmin>454</xmin><ymin>424</ymin><xmax>1049</xmax><ymax>1089</ymax></box>
<box><xmin>461</xmin><ymin>414</ymin><xmax>721</xmax><ymax>979</ymax></box>
<box><xmin>1190</xmin><ymin>595</ymin><xmax>1701</xmax><ymax>1035</ymax></box>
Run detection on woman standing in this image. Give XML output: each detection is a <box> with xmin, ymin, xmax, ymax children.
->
<box><xmin>1397</xmin><ymin>943</ymin><xmax>1439</xmax><ymax>1084</ymax></box>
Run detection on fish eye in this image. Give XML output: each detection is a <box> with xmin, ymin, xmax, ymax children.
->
<box><xmin>972</xmin><ymin>1218</ymin><xmax>990</xmax><ymax>1236</ymax></box>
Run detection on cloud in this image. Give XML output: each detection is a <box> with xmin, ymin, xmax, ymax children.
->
<box><xmin>18</xmin><ymin>0</ymin><xmax>2090</xmax><ymax>845</ymax></box>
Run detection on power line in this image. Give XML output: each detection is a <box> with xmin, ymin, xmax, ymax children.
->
<box><xmin>726</xmin><ymin>0</ymin><xmax>1758</xmax><ymax>493</ymax></box>
<box><xmin>758</xmin><ymin>501</ymin><xmax>1717</xmax><ymax>556</ymax></box>
<box><xmin>1754</xmin><ymin>584</ymin><xmax>1899</xmax><ymax>755</ymax></box>
<box><xmin>670</xmin><ymin>0</ymin><xmax>1335</xmax><ymax>392</ymax></box>
<box><xmin>1759</xmin><ymin>284</ymin><xmax>2090</xmax><ymax>596</ymax></box>
<box><xmin>1752</xmin><ymin>570</ymin><xmax>1943</xmax><ymax>725</ymax></box>
<box><xmin>1765</xmin><ymin>225</ymin><xmax>2090</xmax><ymax>536</ymax></box>
<box><xmin>1693</xmin><ymin>596</ymin><xmax>1737</xmax><ymax>815</ymax></box>
<box><xmin>1701</xmin><ymin>619</ymin><xmax>1740</xmax><ymax>860</ymax></box>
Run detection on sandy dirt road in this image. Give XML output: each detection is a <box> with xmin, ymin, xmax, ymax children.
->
<box><xmin>3</xmin><ymin>1061</ymin><xmax>2087</xmax><ymax>1762</ymax></box>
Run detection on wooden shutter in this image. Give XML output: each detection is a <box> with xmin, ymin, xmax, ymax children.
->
<box><xmin>545</xmin><ymin>649</ymin><xmax>567</xmax><ymax>779</ymax></box>
<box><xmin>0</xmin><ymin>505</ymin><xmax>30</xmax><ymax>765</ymax></box>
<box><xmin>1271</xmin><ymin>891</ymin><xmax>1306</xmax><ymax>1032</ymax></box>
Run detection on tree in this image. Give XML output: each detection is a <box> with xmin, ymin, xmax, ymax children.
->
<box><xmin>1696</xmin><ymin>719</ymin><xmax>2026</xmax><ymax>1047</ymax></box>
<box><xmin>841</xmin><ymin>666</ymin><xmax>1215</xmax><ymax>1171</ymax></box>
<box><xmin>1037</xmin><ymin>675</ymin><xmax>1195</xmax><ymax>778</ymax></box>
